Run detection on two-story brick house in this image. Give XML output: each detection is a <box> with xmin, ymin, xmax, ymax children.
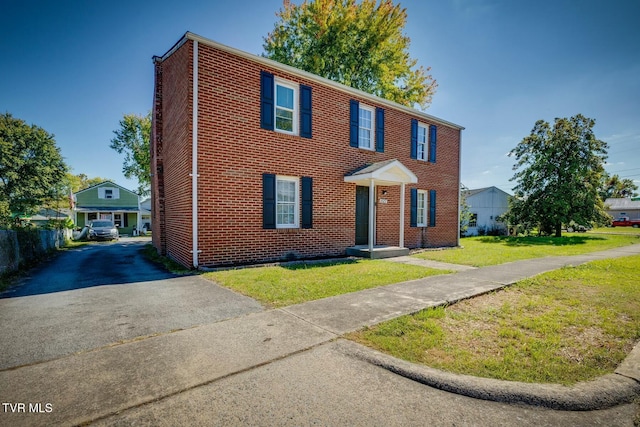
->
<box><xmin>151</xmin><ymin>32</ymin><xmax>464</xmax><ymax>269</ymax></box>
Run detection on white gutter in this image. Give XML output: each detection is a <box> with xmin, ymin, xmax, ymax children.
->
<box><xmin>191</xmin><ymin>40</ymin><xmax>200</xmax><ymax>268</ymax></box>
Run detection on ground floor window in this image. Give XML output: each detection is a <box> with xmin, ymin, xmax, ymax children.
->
<box><xmin>114</xmin><ymin>213</ymin><xmax>122</xmax><ymax>228</ymax></box>
<box><xmin>417</xmin><ymin>190</ymin><xmax>427</xmax><ymax>226</ymax></box>
<box><xmin>469</xmin><ymin>213</ymin><xmax>478</xmax><ymax>228</ymax></box>
<box><xmin>276</xmin><ymin>176</ymin><xmax>299</xmax><ymax>228</ymax></box>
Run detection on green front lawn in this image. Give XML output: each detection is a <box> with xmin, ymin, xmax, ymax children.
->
<box><xmin>413</xmin><ymin>233</ymin><xmax>640</xmax><ymax>267</ymax></box>
<box><xmin>204</xmin><ymin>259</ymin><xmax>450</xmax><ymax>308</ymax></box>
<box><xmin>348</xmin><ymin>255</ymin><xmax>640</xmax><ymax>385</ymax></box>
<box><xmin>591</xmin><ymin>226</ymin><xmax>640</xmax><ymax>235</ymax></box>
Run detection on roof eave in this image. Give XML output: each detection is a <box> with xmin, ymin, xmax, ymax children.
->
<box><xmin>156</xmin><ymin>32</ymin><xmax>465</xmax><ymax>131</ymax></box>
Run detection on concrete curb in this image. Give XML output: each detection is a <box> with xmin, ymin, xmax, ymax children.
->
<box><xmin>340</xmin><ymin>339</ymin><xmax>640</xmax><ymax>410</ymax></box>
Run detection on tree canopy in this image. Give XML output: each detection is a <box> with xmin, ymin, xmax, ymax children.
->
<box><xmin>0</xmin><ymin>113</ymin><xmax>68</xmax><ymax>220</ymax></box>
<box><xmin>599</xmin><ymin>172</ymin><xmax>638</xmax><ymax>200</ymax></box>
<box><xmin>110</xmin><ymin>112</ymin><xmax>151</xmax><ymax>197</ymax></box>
<box><xmin>263</xmin><ymin>0</ymin><xmax>437</xmax><ymax>109</ymax></box>
<box><xmin>506</xmin><ymin>114</ymin><xmax>610</xmax><ymax>237</ymax></box>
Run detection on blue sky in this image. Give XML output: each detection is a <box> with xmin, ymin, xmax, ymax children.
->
<box><xmin>2</xmin><ymin>0</ymin><xmax>639</xmax><ymax>195</ymax></box>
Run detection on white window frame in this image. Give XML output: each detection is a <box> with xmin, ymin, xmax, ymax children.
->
<box><xmin>274</xmin><ymin>78</ymin><xmax>298</xmax><ymax>135</ymax></box>
<box><xmin>276</xmin><ymin>176</ymin><xmax>299</xmax><ymax>228</ymax></box>
<box><xmin>98</xmin><ymin>187</ymin><xmax>120</xmax><ymax>199</ymax></box>
<box><xmin>358</xmin><ymin>104</ymin><xmax>375</xmax><ymax>150</ymax></box>
<box><xmin>469</xmin><ymin>213</ymin><xmax>478</xmax><ymax>228</ymax></box>
<box><xmin>417</xmin><ymin>122</ymin><xmax>428</xmax><ymax>161</ymax></box>
<box><xmin>417</xmin><ymin>190</ymin><xmax>427</xmax><ymax>227</ymax></box>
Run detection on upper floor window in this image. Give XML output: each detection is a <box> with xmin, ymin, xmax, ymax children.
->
<box><xmin>358</xmin><ymin>105</ymin><xmax>375</xmax><ymax>150</ymax></box>
<box><xmin>260</xmin><ymin>71</ymin><xmax>312</xmax><ymax>138</ymax></box>
<box><xmin>417</xmin><ymin>123</ymin><xmax>427</xmax><ymax>161</ymax></box>
<box><xmin>275</xmin><ymin>79</ymin><xmax>297</xmax><ymax>134</ymax></box>
<box><xmin>411</xmin><ymin>120</ymin><xmax>437</xmax><ymax>163</ymax></box>
<box><xmin>98</xmin><ymin>187</ymin><xmax>119</xmax><ymax>199</ymax></box>
<box><xmin>349</xmin><ymin>99</ymin><xmax>384</xmax><ymax>152</ymax></box>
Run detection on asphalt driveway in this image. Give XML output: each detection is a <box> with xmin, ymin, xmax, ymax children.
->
<box><xmin>0</xmin><ymin>238</ymin><xmax>263</xmax><ymax>370</ymax></box>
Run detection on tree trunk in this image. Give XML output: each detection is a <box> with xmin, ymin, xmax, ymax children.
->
<box><xmin>555</xmin><ymin>223</ymin><xmax>562</xmax><ymax>237</ymax></box>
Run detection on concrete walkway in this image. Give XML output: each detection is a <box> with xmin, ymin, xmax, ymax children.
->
<box><xmin>1</xmin><ymin>245</ymin><xmax>639</xmax><ymax>426</ymax></box>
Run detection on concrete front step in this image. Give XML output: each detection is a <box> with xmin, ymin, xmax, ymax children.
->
<box><xmin>346</xmin><ymin>245</ymin><xmax>410</xmax><ymax>259</ymax></box>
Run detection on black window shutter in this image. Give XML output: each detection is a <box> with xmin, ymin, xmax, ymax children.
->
<box><xmin>375</xmin><ymin>107</ymin><xmax>384</xmax><ymax>152</ymax></box>
<box><xmin>349</xmin><ymin>99</ymin><xmax>359</xmax><ymax>147</ymax></box>
<box><xmin>300</xmin><ymin>85</ymin><xmax>312</xmax><ymax>138</ymax></box>
<box><xmin>429</xmin><ymin>190</ymin><xmax>436</xmax><ymax>227</ymax></box>
<box><xmin>263</xmin><ymin>173</ymin><xmax>276</xmax><ymax>229</ymax></box>
<box><xmin>124</xmin><ymin>214</ymin><xmax>128</xmax><ymax>227</ymax></box>
<box><xmin>410</xmin><ymin>188</ymin><xmax>418</xmax><ymax>227</ymax></box>
<box><xmin>301</xmin><ymin>176</ymin><xmax>313</xmax><ymax>229</ymax></box>
<box><xmin>260</xmin><ymin>71</ymin><xmax>274</xmax><ymax>130</ymax></box>
<box><xmin>410</xmin><ymin>119</ymin><xmax>418</xmax><ymax>159</ymax></box>
<box><xmin>429</xmin><ymin>125</ymin><xmax>437</xmax><ymax>163</ymax></box>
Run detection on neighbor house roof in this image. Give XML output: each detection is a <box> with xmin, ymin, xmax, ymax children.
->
<box><xmin>462</xmin><ymin>186</ymin><xmax>512</xmax><ymax>198</ymax></box>
<box><xmin>74</xmin><ymin>181</ymin><xmax>138</xmax><ymax>196</ymax></box>
<box><xmin>605</xmin><ymin>198</ymin><xmax>640</xmax><ymax>210</ymax></box>
<box><xmin>156</xmin><ymin>32</ymin><xmax>465</xmax><ymax>131</ymax></box>
<box><xmin>30</xmin><ymin>208</ymin><xmax>70</xmax><ymax>221</ymax></box>
<box><xmin>74</xmin><ymin>207</ymin><xmax>140</xmax><ymax>213</ymax></box>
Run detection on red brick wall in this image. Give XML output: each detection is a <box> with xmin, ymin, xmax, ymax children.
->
<box><xmin>151</xmin><ymin>58</ymin><xmax>163</xmax><ymax>254</ymax></box>
<box><xmin>154</xmin><ymin>38</ymin><xmax>461</xmax><ymax>268</ymax></box>
<box><xmin>153</xmin><ymin>42</ymin><xmax>194</xmax><ymax>267</ymax></box>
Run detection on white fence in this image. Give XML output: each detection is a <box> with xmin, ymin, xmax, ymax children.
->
<box><xmin>0</xmin><ymin>229</ymin><xmax>70</xmax><ymax>275</ymax></box>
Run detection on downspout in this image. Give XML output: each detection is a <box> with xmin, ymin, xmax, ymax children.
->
<box><xmin>368</xmin><ymin>179</ymin><xmax>375</xmax><ymax>253</ymax></box>
<box><xmin>191</xmin><ymin>40</ymin><xmax>200</xmax><ymax>268</ymax></box>
<box><xmin>457</xmin><ymin>130</ymin><xmax>462</xmax><ymax>246</ymax></box>
<box><xmin>399</xmin><ymin>183</ymin><xmax>405</xmax><ymax>248</ymax></box>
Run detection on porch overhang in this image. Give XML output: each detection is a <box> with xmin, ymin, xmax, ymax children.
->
<box><xmin>343</xmin><ymin>159</ymin><xmax>417</xmax><ymax>187</ymax></box>
<box><xmin>344</xmin><ymin>159</ymin><xmax>417</xmax><ymax>253</ymax></box>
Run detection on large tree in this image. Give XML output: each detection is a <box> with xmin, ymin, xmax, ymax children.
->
<box><xmin>0</xmin><ymin>113</ymin><xmax>68</xmax><ymax>218</ymax></box>
<box><xmin>599</xmin><ymin>172</ymin><xmax>638</xmax><ymax>200</ymax></box>
<box><xmin>110</xmin><ymin>112</ymin><xmax>151</xmax><ymax>197</ymax></box>
<box><xmin>263</xmin><ymin>0</ymin><xmax>437</xmax><ymax>109</ymax></box>
<box><xmin>507</xmin><ymin>114</ymin><xmax>610</xmax><ymax>237</ymax></box>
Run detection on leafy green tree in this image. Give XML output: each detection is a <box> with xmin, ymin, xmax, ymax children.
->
<box><xmin>0</xmin><ymin>113</ymin><xmax>68</xmax><ymax>221</ymax></box>
<box><xmin>599</xmin><ymin>172</ymin><xmax>638</xmax><ymax>200</ymax></box>
<box><xmin>67</xmin><ymin>173</ymin><xmax>110</xmax><ymax>193</ymax></box>
<box><xmin>45</xmin><ymin>173</ymin><xmax>110</xmax><ymax>212</ymax></box>
<box><xmin>110</xmin><ymin>112</ymin><xmax>151</xmax><ymax>197</ymax></box>
<box><xmin>459</xmin><ymin>183</ymin><xmax>473</xmax><ymax>237</ymax></box>
<box><xmin>507</xmin><ymin>114</ymin><xmax>610</xmax><ymax>237</ymax></box>
<box><xmin>263</xmin><ymin>0</ymin><xmax>437</xmax><ymax>109</ymax></box>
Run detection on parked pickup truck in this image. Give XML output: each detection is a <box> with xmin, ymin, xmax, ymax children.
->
<box><xmin>611</xmin><ymin>217</ymin><xmax>640</xmax><ymax>227</ymax></box>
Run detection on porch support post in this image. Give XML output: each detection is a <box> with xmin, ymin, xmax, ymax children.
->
<box><xmin>399</xmin><ymin>183</ymin><xmax>405</xmax><ymax>248</ymax></box>
<box><xmin>368</xmin><ymin>179</ymin><xmax>375</xmax><ymax>253</ymax></box>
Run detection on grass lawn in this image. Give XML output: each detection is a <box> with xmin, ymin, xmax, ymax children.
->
<box><xmin>204</xmin><ymin>259</ymin><xmax>450</xmax><ymax>308</ymax></box>
<box><xmin>591</xmin><ymin>226</ymin><xmax>640</xmax><ymax>235</ymax></box>
<box><xmin>347</xmin><ymin>255</ymin><xmax>640</xmax><ymax>385</ymax></box>
<box><xmin>413</xmin><ymin>233</ymin><xmax>640</xmax><ymax>267</ymax></box>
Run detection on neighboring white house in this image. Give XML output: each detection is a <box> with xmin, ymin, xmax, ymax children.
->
<box><xmin>605</xmin><ymin>198</ymin><xmax>640</xmax><ymax>220</ymax></box>
<box><xmin>462</xmin><ymin>186</ymin><xmax>511</xmax><ymax>236</ymax></box>
<box><xmin>139</xmin><ymin>197</ymin><xmax>152</xmax><ymax>233</ymax></box>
